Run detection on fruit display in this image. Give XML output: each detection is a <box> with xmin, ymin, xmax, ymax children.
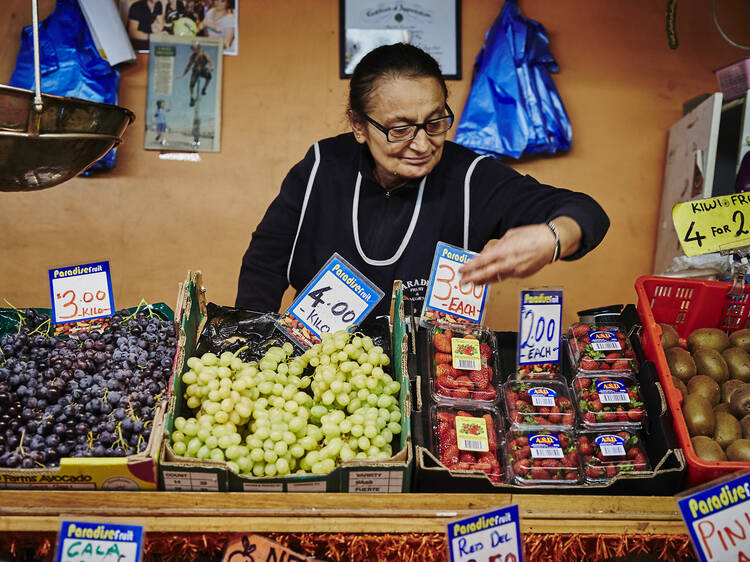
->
<box><xmin>428</xmin><ymin>325</ymin><xmax>499</xmax><ymax>402</ymax></box>
<box><xmin>170</xmin><ymin>330</ymin><xmax>403</xmax><ymax>477</ymax></box>
<box><xmin>0</xmin><ymin>306</ymin><xmax>175</xmax><ymax>468</ymax></box>
<box><xmin>502</xmin><ymin>379</ymin><xmax>575</xmax><ymax>429</ymax></box>
<box><xmin>661</xmin><ymin>324</ymin><xmax>750</xmax><ymax>462</ymax></box>
<box><xmin>430</xmin><ymin>404</ymin><xmax>502</xmax><ymax>483</ymax></box>
<box><xmin>505</xmin><ymin>428</ymin><xmax>581</xmax><ymax>484</ymax></box>
<box><xmin>577</xmin><ymin>430</ymin><xmax>650</xmax><ymax>483</ymax></box>
<box><xmin>572</xmin><ymin>375</ymin><xmax>646</xmax><ymax>430</ymax></box>
<box><xmin>567</xmin><ymin>322</ymin><xmax>637</xmax><ymax>375</ymax></box>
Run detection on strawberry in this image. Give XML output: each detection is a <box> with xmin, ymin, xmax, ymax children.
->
<box><xmin>452</xmin><ymin>388</ymin><xmax>471</xmax><ymax>399</ymax></box>
<box><xmin>479</xmin><ymin>343</ymin><xmax>493</xmax><ymax>361</ymax></box>
<box><xmin>468</xmin><ymin>368</ymin><xmax>490</xmax><ymax>389</ymax></box>
<box><xmin>531</xmin><ymin>468</ymin><xmax>550</xmax><ymax>480</ymax></box>
<box><xmin>604</xmin><ymin>352</ymin><xmax>622</xmax><ymax>364</ymax></box>
<box><xmin>441</xmin><ymin>444</ymin><xmax>459</xmax><ymax>467</ymax></box>
<box><xmin>433</xmin><ymin>333</ymin><xmax>452</xmax><ymax>353</ymax></box>
<box><xmin>591</xmin><ymin>398</ymin><xmax>603</xmax><ymax>412</ymax></box>
<box><xmin>602</xmin><ymin>411</ymin><xmax>617</xmax><ymax>423</ymax></box>
<box><xmin>459</xmin><ymin>451</ymin><xmax>476</xmax><ymax>464</ymax></box>
<box><xmin>612</xmin><ymin>359</ymin><xmax>631</xmax><ymax>371</ymax></box>
<box><xmin>472</xmin><ymin>389</ymin><xmax>497</xmax><ymax>401</ymax></box>
<box><xmin>572</xmin><ymin>323</ymin><xmax>590</xmax><ymax>338</ymax></box>
<box><xmin>628</xmin><ymin>408</ymin><xmax>644</xmax><ymax>422</ymax></box>
<box><xmin>583</xmin><ymin>411</ymin><xmax>596</xmax><ymax>424</ymax></box>
<box><xmin>580</xmin><ymin>357</ymin><xmax>599</xmax><ymax>370</ymax></box>
<box><xmin>605</xmin><ymin>464</ymin><xmax>618</xmax><ymax>478</ymax></box>
<box><xmin>436</xmin><ymin>411</ymin><xmax>455</xmax><ymax>424</ymax></box>
<box><xmin>454</xmin><ymin>376</ymin><xmax>474</xmax><ymax>388</ymax></box>
<box><xmin>435</xmin><ymin>375</ymin><xmax>456</xmax><ymax>391</ymax></box>
<box><xmin>435</xmin><ymin>363</ymin><xmax>458</xmax><ymax>378</ymax></box>
<box><xmin>513</xmin><ymin>460</ymin><xmax>530</xmax><ymax>477</ymax></box>
<box><xmin>434</xmin><ymin>352</ymin><xmax>453</xmax><ymax>364</ymax></box>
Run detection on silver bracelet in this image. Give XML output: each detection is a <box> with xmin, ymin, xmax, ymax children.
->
<box><xmin>546</xmin><ymin>221</ymin><xmax>560</xmax><ymax>263</ymax></box>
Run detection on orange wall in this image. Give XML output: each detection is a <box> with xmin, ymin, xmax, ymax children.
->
<box><xmin>1</xmin><ymin>0</ymin><xmax>749</xmax><ymax>330</ymax></box>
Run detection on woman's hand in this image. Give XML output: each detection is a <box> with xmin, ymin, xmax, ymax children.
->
<box><xmin>459</xmin><ymin>217</ymin><xmax>582</xmax><ymax>285</ymax></box>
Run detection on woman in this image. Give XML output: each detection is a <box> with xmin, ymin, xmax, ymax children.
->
<box><xmin>202</xmin><ymin>0</ymin><xmax>235</xmax><ymax>52</ymax></box>
<box><xmin>236</xmin><ymin>43</ymin><xmax>609</xmax><ymax>318</ymax></box>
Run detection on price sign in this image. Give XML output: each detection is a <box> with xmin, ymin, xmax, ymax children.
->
<box><xmin>517</xmin><ymin>289</ymin><xmax>563</xmax><ymax>367</ymax></box>
<box><xmin>676</xmin><ymin>470</ymin><xmax>750</xmax><ymax>562</ymax></box>
<box><xmin>421</xmin><ymin>242</ymin><xmax>488</xmax><ymax>326</ymax></box>
<box><xmin>673</xmin><ymin>194</ymin><xmax>750</xmax><ymax>256</ymax></box>
<box><xmin>446</xmin><ymin>505</ymin><xmax>523</xmax><ymax>562</ymax></box>
<box><xmin>283</xmin><ymin>253</ymin><xmax>383</xmax><ymax>344</ymax></box>
<box><xmin>55</xmin><ymin>520</ymin><xmax>143</xmax><ymax>562</ymax></box>
<box><xmin>48</xmin><ymin>261</ymin><xmax>115</xmax><ymax>324</ymax></box>
<box><xmin>222</xmin><ymin>533</ymin><xmax>321</xmax><ymax>562</ymax></box>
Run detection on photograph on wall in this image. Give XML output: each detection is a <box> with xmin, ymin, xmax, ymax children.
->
<box><xmin>340</xmin><ymin>0</ymin><xmax>460</xmax><ymax>78</ymax></box>
<box><xmin>144</xmin><ymin>35</ymin><xmax>223</xmax><ymax>152</ymax></box>
<box><xmin>120</xmin><ymin>0</ymin><xmax>238</xmax><ymax>56</ymax></box>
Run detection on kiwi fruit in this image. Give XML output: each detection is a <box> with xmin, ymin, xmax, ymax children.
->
<box><xmin>722</xmin><ymin>379</ymin><xmax>746</xmax><ymax>403</ymax></box>
<box><xmin>726</xmin><ymin>439</ymin><xmax>750</xmax><ymax>461</ymax></box>
<box><xmin>693</xmin><ymin>347</ymin><xmax>730</xmax><ymax>384</ymax></box>
<box><xmin>741</xmin><ymin>415</ymin><xmax>750</xmax><ymax>439</ymax></box>
<box><xmin>688</xmin><ymin>328</ymin><xmax>730</xmax><ymax>353</ymax></box>
<box><xmin>687</xmin><ymin>375</ymin><xmax>721</xmax><ymax>406</ymax></box>
<box><xmin>683</xmin><ymin>393</ymin><xmax>716</xmax><ymax>437</ymax></box>
<box><xmin>714</xmin><ymin>411</ymin><xmax>742</xmax><ymax>449</ymax></box>
<box><xmin>729</xmin><ymin>384</ymin><xmax>750</xmax><ymax>419</ymax></box>
<box><xmin>714</xmin><ymin>402</ymin><xmax>732</xmax><ymax>416</ymax></box>
<box><xmin>692</xmin><ymin>436</ymin><xmax>727</xmax><ymax>461</ymax></box>
<box><xmin>729</xmin><ymin>329</ymin><xmax>750</xmax><ymax>353</ymax></box>
<box><xmin>723</xmin><ymin>346</ymin><xmax>750</xmax><ymax>382</ymax></box>
<box><xmin>673</xmin><ymin>377</ymin><xmax>688</xmax><ymax>401</ymax></box>
<box><xmin>659</xmin><ymin>323</ymin><xmax>680</xmax><ymax>349</ymax></box>
<box><xmin>666</xmin><ymin>347</ymin><xmax>697</xmax><ymax>382</ymax></box>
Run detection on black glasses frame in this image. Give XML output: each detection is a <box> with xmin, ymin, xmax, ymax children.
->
<box><xmin>364</xmin><ymin>105</ymin><xmax>454</xmax><ymax>143</ymax></box>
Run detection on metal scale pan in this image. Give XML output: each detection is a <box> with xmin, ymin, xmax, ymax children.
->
<box><xmin>0</xmin><ymin>0</ymin><xmax>134</xmax><ymax>192</ymax></box>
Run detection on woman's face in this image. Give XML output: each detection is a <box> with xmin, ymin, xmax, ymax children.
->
<box><xmin>351</xmin><ymin>76</ymin><xmax>448</xmax><ymax>188</ymax></box>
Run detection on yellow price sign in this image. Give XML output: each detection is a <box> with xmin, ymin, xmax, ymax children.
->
<box><xmin>673</xmin><ymin>194</ymin><xmax>750</xmax><ymax>256</ymax></box>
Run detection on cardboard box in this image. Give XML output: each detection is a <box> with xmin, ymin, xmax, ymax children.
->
<box><xmin>411</xmin><ymin>305</ymin><xmax>686</xmax><ymax>494</ymax></box>
<box><xmin>159</xmin><ymin>271</ymin><xmax>413</xmax><ymax>492</ymax></box>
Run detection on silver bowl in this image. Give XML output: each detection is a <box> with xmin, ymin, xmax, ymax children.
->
<box><xmin>0</xmin><ymin>84</ymin><xmax>135</xmax><ymax>192</ymax></box>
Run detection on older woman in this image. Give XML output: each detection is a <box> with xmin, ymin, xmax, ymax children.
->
<box><xmin>236</xmin><ymin>43</ymin><xmax>609</xmax><ymax>317</ymax></box>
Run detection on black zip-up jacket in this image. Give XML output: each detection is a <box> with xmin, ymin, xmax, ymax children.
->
<box><xmin>236</xmin><ymin>133</ymin><xmax>609</xmax><ymax>318</ymax></box>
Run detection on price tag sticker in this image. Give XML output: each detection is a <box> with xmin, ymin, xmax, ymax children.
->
<box><xmin>48</xmin><ymin>261</ymin><xmax>115</xmax><ymax>325</ymax></box>
<box><xmin>446</xmin><ymin>505</ymin><xmax>522</xmax><ymax>562</ymax></box>
<box><xmin>55</xmin><ymin>520</ymin><xmax>143</xmax><ymax>562</ymax></box>
<box><xmin>676</xmin><ymin>470</ymin><xmax>750</xmax><ymax>562</ymax></box>
<box><xmin>420</xmin><ymin>242</ymin><xmax>489</xmax><ymax>327</ymax></box>
<box><xmin>517</xmin><ymin>289</ymin><xmax>563</xmax><ymax>367</ymax></box>
<box><xmin>279</xmin><ymin>253</ymin><xmax>383</xmax><ymax>346</ymax></box>
<box><xmin>673</xmin><ymin>193</ymin><xmax>750</xmax><ymax>256</ymax></box>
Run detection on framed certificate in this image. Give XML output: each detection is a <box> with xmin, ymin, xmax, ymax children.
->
<box><xmin>339</xmin><ymin>0</ymin><xmax>461</xmax><ymax>79</ymax></box>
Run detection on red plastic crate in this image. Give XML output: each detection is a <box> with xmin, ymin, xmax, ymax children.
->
<box><xmin>635</xmin><ymin>275</ymin><xmax>750</xmax><ymax>486</ymax></box>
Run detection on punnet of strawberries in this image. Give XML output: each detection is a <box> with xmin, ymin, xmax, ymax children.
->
<box><xmin>431</xmin><ymin>326</ymin><xmax>499</xmax><ymax>401</ymax></box>
<box><xmin>577</xmin><ymin>431</ymin><xmax>650</xmax><ymax>482</ymax></box>
<box><xmin>432</xmin><ymin>407</ymin><xmax>503</xmax><ymax>483</ymax></box>
<box><xmin>506</xmin><ymin>429</ymin><xmax>581</xmax><ymax>484</ymax></box>
<box><xmin>503</xmin><ymin>379</ymin><xmax>575</xmax><ymax>428</ymax></box>
<box><xmin>567</xmin><ymin>322</ymin><xmax>637</xmax><ymax>374</ymax></box>
<box><xmin>572</xmin><ymin>375</ymin><xmax>646</xmax><ymax>429</ymax></box>
<box><xmin>515</xmin><ymin>362</ymin><xmax>560</xmax><ymax>380</ymax></box>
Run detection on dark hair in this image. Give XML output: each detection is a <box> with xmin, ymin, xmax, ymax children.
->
<box><xmin>348</xmin><ymin>43</ymin><xmax>448</xmax><ymax>122</ymax></box>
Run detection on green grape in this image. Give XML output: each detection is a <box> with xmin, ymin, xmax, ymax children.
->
<box><xmin>340</xmin><ymin>446</ymin><xmax>355</xmax><ymax>462</ymax></box>
<box><xmin>372</xmin><ymin>435</ymin><xmax>386</xmax><ymax>448</ymax></box>
<box><xmin>237</xmin><ymin>456</ymin><xmax>252</xmax><ymax>474</ymax></box>
<box><xmin>389</xmin><ymin>409</ymin><xmax>401</xmax><ymax>423</ymax></box>
<box><xmin>350</xmin><ymin>424</ymin><xmax>364</xmax><ymax>438</ymax></box>
<box><xmin>182</xmin><ymin>371</ymin><xmax>198</xmax><ymax>385</ymax></box>
<box><xmin>197</xmin><ymin>445</ymin><xmax>211</xmax><ymax>459</ymax></box>
<box><xmin>263</xmin><ymin>450</ymin><xmax>278</xmax><ymax>464</ymax></box>
<box><xmin>273</xmin><ymin>441</ymin><xmax>288</xmax><ymax>457</ymax></box>
<box><xmin>364</xmin><ymin>424</ymin><xmax>377</xmax><ymax>439</ymax></box>
<box><xmin>252</xmin><ymin>463</ymin><xmax>265</xmax><ymax>477</ymax></box>
<box><xmin>250</xmin><ymin>448</ymin><xmax>264</xmax><ymax>462</ymax></box>
<box><xmin>276</xmin><ymin>457</ymin><xmax>290</xmax><ymax>476</ymax></box>
<box><xmin>388</xmin><ymin>422</ymin><xmax>402</xmax><ymax>434</ymax></box>
<box><xmin>173</xmin><ymin>441</ymin><xmax>187</xmax><ymax>456</ymax></box>
<box><xmin>290</xmin><ymin>444</ymin><xmax>305</xmax><ymax>458</ymax></box>
<box><xmin>214</xmin><ymin>411</ymin><xmax>229</xmax><ymax>424</ymax></box>
<box><xmin>171</xmin><ymin>430</ymin><xmax>185</xmax><ymax>443</ymax></box>
<box><xmin>227</xmin><ymin>461</ymin><xmax>240</xmax><ymax>474</ymax></box>
<box><xmin>205</xmin><ymin>435</ymin><xmax>219</xmax><ymax>449</ymax></box>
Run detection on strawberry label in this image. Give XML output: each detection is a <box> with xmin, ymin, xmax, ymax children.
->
<box><xmin>528</xmin><ymin>386</ymin><xmax>557</xmax><ymax>407</ymax></box>
<box><xmin>455</xmin><ymin>415</ymin><xmax>489</xmax><ymax>452</ymax></box>
<box><xmin>451</xmin><ymin>337</ymin><xmax>481</xmax><ymax>371</ymax></box>
<box><xmin>529</xmin><ymin>433</ymin><xmax>564</xmax><ymax>459</ymax></box>
<box><xmin>594</xmin><ymin>434</ymin><xmax>627</xmax><ymax>456</ymax></box>
<box><xmin>588</xmin><ymin>330</ymin><xmax>622</xmax><ymax>352</ymax></box>
<box><xmin>596</xmin><ymin>380</ymin><xmax>630</xmax><ymax>404</ymax></box>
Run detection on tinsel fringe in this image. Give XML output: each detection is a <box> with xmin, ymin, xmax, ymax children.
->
<box><xmin>0</xmin><ymin>532</ymin><xmax>697</xmax><ymax>561</ymax></box>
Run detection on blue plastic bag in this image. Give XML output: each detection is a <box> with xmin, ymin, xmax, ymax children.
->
<box><xmin>9</xmin><ymin>0</ymin><xmax>121</xmax><ymax>174</ymax></box>
<box><xmin>454</xmin><ymin>0</ymin><xmax>572</xmax><ymax>159</ymax></box>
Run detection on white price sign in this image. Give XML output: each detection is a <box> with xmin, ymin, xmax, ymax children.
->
<box><xmin>48</xmin><ymin>261</ymin><xmax>115</xmax><ymax>324</ymax></box>
<box><xmin>517</xmin><ymin>289</ymin><xmax>562</xmax><ymax>367</ymax></box>
<box><xmin>447</xmin><ymin>505</ymin><xmax>522</xmax><ymax>562</ymax></box>
<box><xmin>677</xmin><ymin>471</ymin><xmax>750</xmax><ymax>562</ymax></box>
<box><xmin>285</xmin><ymin>254</ymin><xmax>383</xmax><ymax>341</ymax></box>
<box><xmin>421</xmin><ymin>242</ymin><xmax>488</xmax><ymax>326</ymax></box>
<box><xmin>55</xmin><ymin>520</ymin><xmax>143</xmax><ymax>562</ymax></box>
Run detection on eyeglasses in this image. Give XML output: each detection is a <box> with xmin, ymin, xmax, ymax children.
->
<box><xmin>364</xmin><ymin>105</ymin><xmax>454</xmax><ymax>143</ymax></box>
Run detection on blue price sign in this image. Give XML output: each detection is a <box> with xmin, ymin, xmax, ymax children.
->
<box><xmin>677</xmin><ymin>471</ymin><xmax>750</xmax><ymax>562</ymax></box>
<box><xmin>447</xmin><ymin>505</ymin><xmax>522</xmax><ymax>562</ymax></box>
<box><xmin>421</xmin><ymin>242</ymin><xmax>488</xmax><ymax>326</ymax></box>
<box><xmin>56</xmin><ymin>520</ymin><xmax>144</xmax><ymax>562</ymax></box>
<box><xmin>517</xmin><ymin>289</ymin><xmax>563</xmax><ymax>366</ymax></box>
<box><xmin>48</xmin><ymin>261</ymin><xmax>115</xmax><ymax>324</ymax></box>
<box><xmin>282</xmin><ymin>253</ymin><xmax>383</xmax><ymax>344</ymax></box>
